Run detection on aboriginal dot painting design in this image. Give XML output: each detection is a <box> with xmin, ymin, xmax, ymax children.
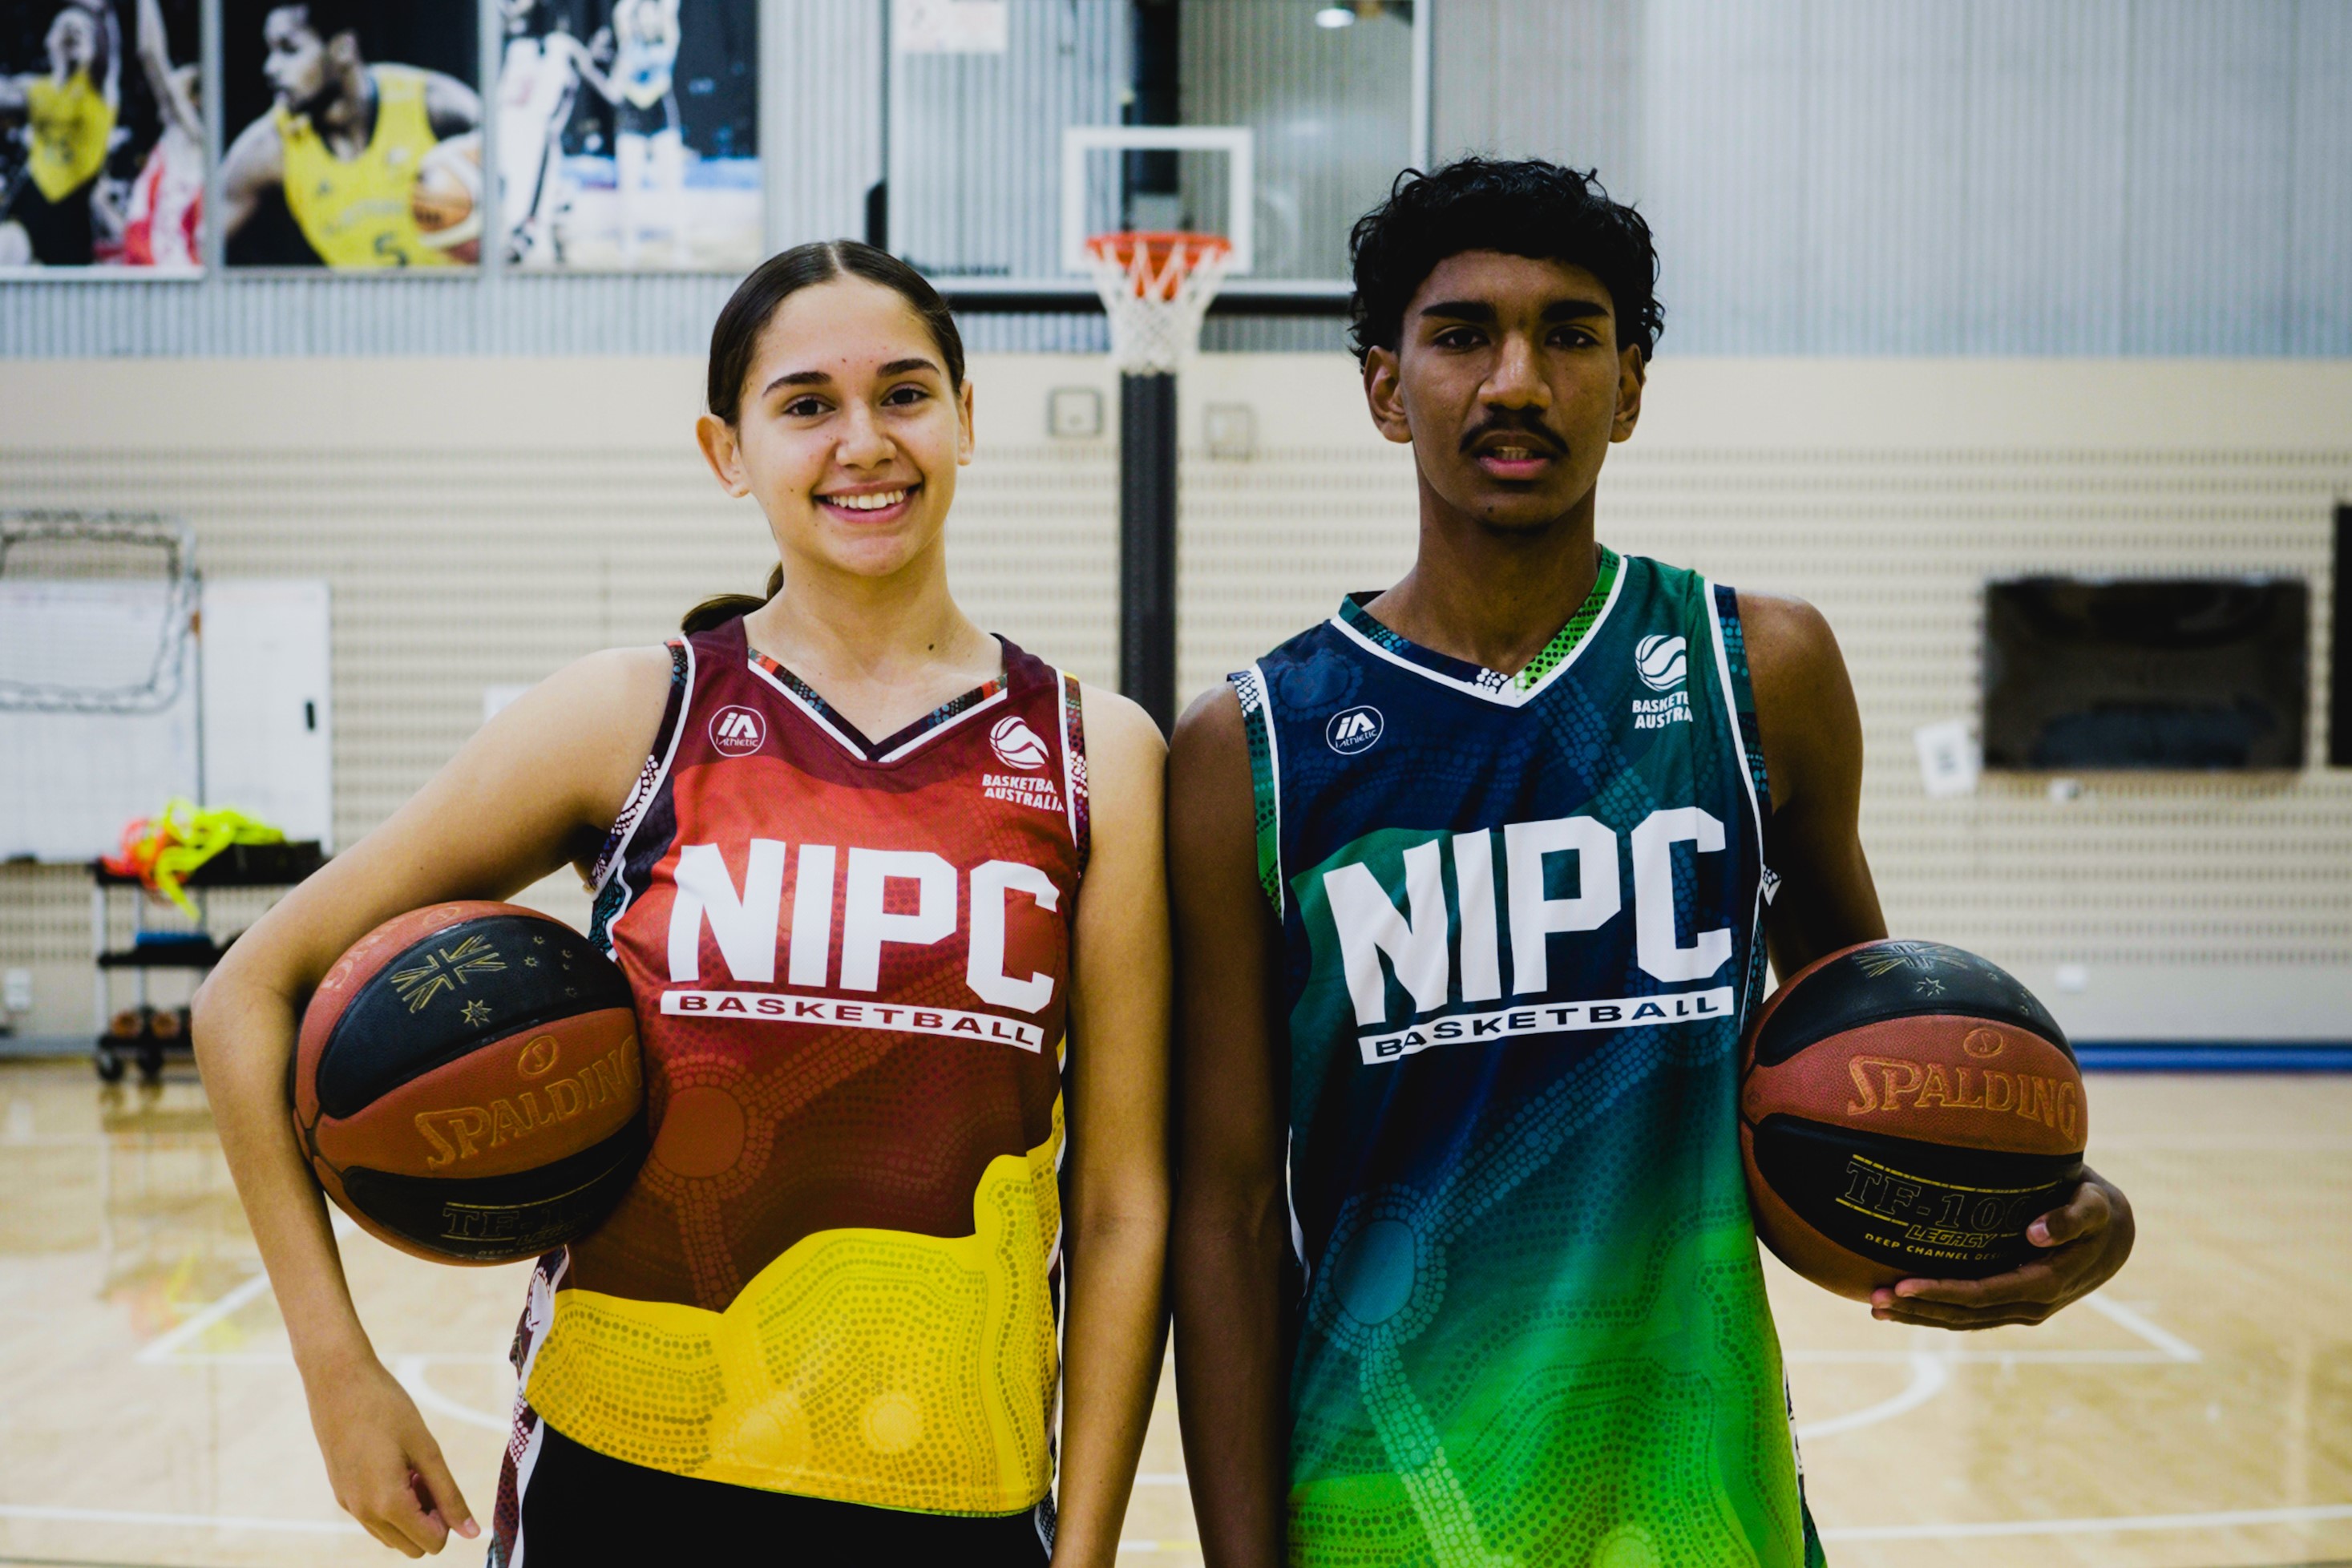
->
<box><xmin>1240</xmin><ymin>555</ymin><xmax>1825</xmax><ymax>1566</ymax></box>
<box><xmin>523</xmin><ymin>618</ymin><xmax>1086</xmax><ymax>1519</ymax></box>
<box><xmin>1233</xmin><ymin>664</ymin><xmax>1284</xmax><ymax>910</ymax></box>
<box><xmin>1330</xmin><ymin>548</ymin><xmax>1621</xmax><ymax>703</ymax></box>
<box><xmin>1716</xmin><ymin>582</ymin><xmax>1777</xmax><ymax>1017</ymax></box>
<box><xmin>1061</xmin><ymin>670</ymin><xmax>1091</xmax><ymax>873</ymax></box>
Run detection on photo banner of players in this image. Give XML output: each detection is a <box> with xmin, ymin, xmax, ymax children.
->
<box><xmin>1</xmin><ymin>0</ymin><xmax>202</xmax><ymax>272</ymax></box>
<box><xmin>220</xmin><ymin>0</ymin><xmax>482</xmax><ymax>269</ymax></box>
<box><xmin>498</xmin><ymin>0</ymin><xmax>759</xmax><ymax>272</ymax></box>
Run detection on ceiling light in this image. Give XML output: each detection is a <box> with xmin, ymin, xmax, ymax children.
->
<box><xmin>1314</xmin><ymin>6</ymin><xmax>1356</xmax><ymax>27</ymax></box>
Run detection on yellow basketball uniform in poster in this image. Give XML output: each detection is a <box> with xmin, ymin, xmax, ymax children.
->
<box><xmin>25</xmin><ymin>69</ymin><xmax>115</xmax><ymax>202</ymax></box>
<box><xmin>276</xmin><ymin>66</ymin><xmax>451</xmax><ymax>269</ymax></box>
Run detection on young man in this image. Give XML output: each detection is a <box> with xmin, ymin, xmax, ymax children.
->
<box><xmin>1167</xmin><ymin>159</ymin><xmax>2136</xmax><ymax>1567</ymax></box>
<box><xmin>218</xmin><ymin>0</ymin><xmax>479</xmax><ymax>268</ymax></box>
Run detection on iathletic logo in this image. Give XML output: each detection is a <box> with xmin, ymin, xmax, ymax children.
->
<box><xmin>709</xmin><ymin>705</ymin><xmax>766</xmax><ymax>757</ymax></box>
<box><xmin>989</xmin><ymin>714</ymin><xmax>1050</xmax><ymax>770</ymax></box>
<box><xmin>1327</xmin><ymin>705</ymin><xmax>1384</xmax><ymax>755</ymax></box>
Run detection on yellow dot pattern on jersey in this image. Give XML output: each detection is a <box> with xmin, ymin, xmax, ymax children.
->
<box><xmin>525</xmin><ymin>1093</ymin><xmax>1063</xmax><ymax>1513</ymax></box>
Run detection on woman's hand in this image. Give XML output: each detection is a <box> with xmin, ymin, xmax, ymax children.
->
<box><xmin>305</xmin><ymin>1352</ymin><xmax>479</xmax><ymax>1557</ymax></box>
<box><xmin>1869</xmin><ymin>1166</ymin><xmax>2135</xmax><ymax>1329</ymax></box>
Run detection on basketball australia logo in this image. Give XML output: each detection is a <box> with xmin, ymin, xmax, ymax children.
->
<box><xmin>709</xmin><ymin>705</ymin><xmax>766</xmax><ymax>757</ymax></box>
<box><xmin>989</xmin><ymin>715</ymin><xmax>1050</xmax><ymax>770</ymax></box>
<box><xmin>1631</xmin><ymin>635</ymin><xmax>1691</xmax><ymax>729</ymax></box>
<box><xmin>1327</xmin><ymin>705</ymin><xmax>1384</xmax><ymax>755</ymax></box>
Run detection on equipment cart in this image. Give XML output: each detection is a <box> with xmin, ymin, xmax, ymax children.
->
<box><xmin>89</xmin><ymin>841</ymin><xmax>326</xmax><ymax>1083</ymax></box>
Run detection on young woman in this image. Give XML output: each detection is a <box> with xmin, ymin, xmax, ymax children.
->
<box><xmin>193</xmin><ymin>241</ymin><xmax>1170</xmax><ymax>1564</ymax></box>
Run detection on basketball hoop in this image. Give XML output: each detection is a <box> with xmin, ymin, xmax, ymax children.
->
<box><xmin>1084</xmin><ymin>231</ymin><xmax>1233</xmax><ymax>376</ymax></box>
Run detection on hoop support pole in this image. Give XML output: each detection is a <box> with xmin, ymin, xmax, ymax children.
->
<box><xmin>1119</xmin><ymin>371</ymin><xmax>1179</xmax><ymax>736</ymax></box>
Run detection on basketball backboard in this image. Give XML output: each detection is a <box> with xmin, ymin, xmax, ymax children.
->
<box><xmin>884</xmin><ymin>0</ymin><xmax>1426</xmax><ymax>305</ymax></box>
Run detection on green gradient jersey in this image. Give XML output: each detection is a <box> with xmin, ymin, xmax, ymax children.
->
<box><xmin>1229</xmin><ymin>552</ymin><xmax>1825</xmax><ymax>1567</ymax></box>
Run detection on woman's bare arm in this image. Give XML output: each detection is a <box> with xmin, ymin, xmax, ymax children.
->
<box><xmin>191</xmin><ymin>645</ymin><xmax>670</xmax><ymax>1557</ymax></box>
<box><xmin>1049</xmin><ymin>685</ymin><xmax>1172</xmax><ymax>1568</ymax></box>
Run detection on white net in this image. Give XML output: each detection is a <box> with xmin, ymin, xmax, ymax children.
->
<box><xmin>1084</xmin><ymin>232</ymin><xmax>1233</xmax><ymax>376</ymax></box>
<box><xmin>0</xmin><ymin>514</ymin><xmax>199</xmax><ymax>714</ymax></box>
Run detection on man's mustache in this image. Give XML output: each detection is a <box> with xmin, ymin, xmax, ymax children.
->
<box><xmin>1458</xmin><ymin>412</ymin><xmax>1566</xmax><ymax>457</ymax></box>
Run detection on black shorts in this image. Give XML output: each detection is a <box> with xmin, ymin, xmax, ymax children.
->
<box><xmin>507</xmin><ymin>1422</ymin><xmax>1053</xmax><ymax>1566</ymax></box>
<box><xmin>6</xmin><ymin>176</ymin><xmax>95</xmax><ymax>265</ymax></box>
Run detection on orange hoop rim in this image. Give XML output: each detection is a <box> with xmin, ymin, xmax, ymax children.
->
<box><xmin>1084</xmin><ymin>229</ymin><xmax>1234</xmax><ymax>299</ymax></box>
<box><xmin>1084</xmin><ymin>229</ymin><xmax>1235</xmax><ymax>257</ymax></box>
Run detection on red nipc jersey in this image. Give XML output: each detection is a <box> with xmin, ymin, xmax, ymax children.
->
<box><xmin>515</xmin><ymin>616</ymin><xmax>1088</xmax><ymax>1516</ymax></box>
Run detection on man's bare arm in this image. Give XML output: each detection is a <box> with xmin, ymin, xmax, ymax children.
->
<box><xmin>1742</xmin><ymin>592</ymin><xmax>1887</xmax><ymax>976</ymax></box>
<box><xmin>1740</xmin><ymin>589</ymin><xmax>2132</xmax><ymax>1326</ymax></box>
<box><xmin>1168</xmin><ymin>687</ymin><xmax>1291</xmax><ymax>1568</ymax></box>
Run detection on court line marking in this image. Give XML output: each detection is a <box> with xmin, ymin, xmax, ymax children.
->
<box><xmin>1819</xmin><ymin>1501</ymin><xmax>2352</xmax><ymax>1541</ymax></box>
<box><xmin>130</xmin><ymin>1269</ymin><xmax>273</xmax><ymax>1366</ymax></box>
<box><xmin>2083</xmin><ymin>1291</ymin><xmax>2202</xmax><ymax>1362</ymax></box>
<box><xmin>0</xmin><ymin>1504</ymin><xmax>362</xmax><ymax>1537</ymax></box>
<box><xmin>1795</xmin><ymin>1350</ymin><xmax>1948</xmax><ymax>1440</ymax></box>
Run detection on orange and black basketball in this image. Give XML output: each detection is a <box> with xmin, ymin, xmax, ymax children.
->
<box><xmin>1740</xmin><ymin>939</ymin><xmax>2087</xmax><ymax>1300</ymax></box>
<box><xmin>293</xmin><ymin>902</ymin><xmax>646</xmax><ymax>1265</ymax></box>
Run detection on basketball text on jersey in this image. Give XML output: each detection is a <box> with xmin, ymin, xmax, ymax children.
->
<box><xmin>1235</xmin><ymin>551</ymin><xmax>1827</xmax><ymax>1567</ymax></box>
<box><xmin>1311</xmin><ymin>806</ymin><xmax>1742</xmax><ymax>1062</ymax></box>
<box><xmin>500</xmin><ymin>620</ymin><xmax>1089</xmax><ymax>1524</ymax></box>
<box><xmin>661</xmin><ymin>839</ymin><xmax>1061</xmax><ymax>1014</ymax></box>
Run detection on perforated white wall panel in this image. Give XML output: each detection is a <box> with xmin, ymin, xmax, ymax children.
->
<box><xmin>2</xmin><ymin>356</ymin><xmax>2345</xmax><ymax>1043</ymax></box>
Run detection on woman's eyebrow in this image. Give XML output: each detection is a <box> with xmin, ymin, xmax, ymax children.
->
<box><xmin>762</xmin><ymin>358</ymin><xmax>939</xmax><ymax>398</ymax></box>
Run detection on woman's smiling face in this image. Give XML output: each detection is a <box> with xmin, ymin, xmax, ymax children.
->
<box><xmin>701</xmin><ymin>273</ymin><xmax>974</xmax><ymax>585</ymax></box>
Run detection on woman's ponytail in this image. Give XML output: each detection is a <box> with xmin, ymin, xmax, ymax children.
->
<box><xmin>681</xmin><ymin>563</ymin><xmax>784</xmax><ymax>634</ymax></box>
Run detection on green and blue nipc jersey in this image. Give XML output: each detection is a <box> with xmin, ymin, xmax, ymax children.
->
<box><xmin>1231</xmin><ymin>549</ymin><xmax>1826</xmax><ymax>1568</ymax></box>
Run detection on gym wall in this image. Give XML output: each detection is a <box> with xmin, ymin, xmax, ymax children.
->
<box><xmin>1</xmin><ymin>354</ymin><xmax>2345</xmax><ymax>1046</ymax></box>
<box><xmin>3</xmin><ymin>0</ymin><xmax>2348</xmax><ymax>358</ymax></box>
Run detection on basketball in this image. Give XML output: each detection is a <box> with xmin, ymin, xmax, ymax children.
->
<box><xmin>293</xmin><ymin>901</ymin><xmax>646</xmax><ymax>1265</ymax></box>
<box><xmin>1740</xmin><ymin>940</ymin><xmax>2087</xmax><ymax>1300</ymax></box>
<box><xmin>410</xmin><ymin>133</ymin><xmax>483</xmax><ymax>261</ymax></box>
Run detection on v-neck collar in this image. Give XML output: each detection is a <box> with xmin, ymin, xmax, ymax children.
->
<box><xmin>1330</xmin><ymin>546</ymin><xmax>1626</xmax><ymax>708</ymax></box>
<box><xmin>745</xmin><ymin>635</ymin><xmax>1012</xmax><ymax>766</ymax></box>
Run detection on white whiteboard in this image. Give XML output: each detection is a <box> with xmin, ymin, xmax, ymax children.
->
<box><xmin>0</xmin><ymin>579</ymin><xmax>333</xmax><ymax>861</ymax></box>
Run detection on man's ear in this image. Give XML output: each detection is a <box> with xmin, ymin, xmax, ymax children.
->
<box><xmin>696</xmin><ymin>413</ymin><xmax>751</xmax><ymax>497</ymax></box>
<box><xmin>325</xmin><ymin>29</ymin><xmax>361</xmax><ymax>70</ymax></box>
<box><xmin>1363</xmin><ymin>347</ymin><xmax>1412</xmax><ymax>446</ymax></box>
<box><xmin>1610</xmin><ymin>344</ymin><xmax>1645</xmax><ymax>443</ymax></box>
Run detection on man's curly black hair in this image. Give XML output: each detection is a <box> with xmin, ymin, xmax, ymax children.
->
<box><xmin>1348</xmin><ymin>159</ymin><xmax>1663</xmax><ymax>367</ymax></box>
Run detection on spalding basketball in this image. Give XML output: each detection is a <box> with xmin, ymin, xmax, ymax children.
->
<box><xmin>294</xmin><ymin>902</ymin><xmax>646</xmax><ymax>1265</ymax></box>
<box><xmin>410</xmin><ymin>133</ymin><xmax>483</xmax><ymax>261</ymax></box>
<box><xmin>1740</xmin><ymin>940</ymin><xmax>2086</xmax><ymax>1299</ymax></box>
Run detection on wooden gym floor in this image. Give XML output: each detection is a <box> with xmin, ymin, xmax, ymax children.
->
<box><xmin>0</xmin><ymin>1059</ymin><xmax>2345</xmax><ymax>1568</ymax></box>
